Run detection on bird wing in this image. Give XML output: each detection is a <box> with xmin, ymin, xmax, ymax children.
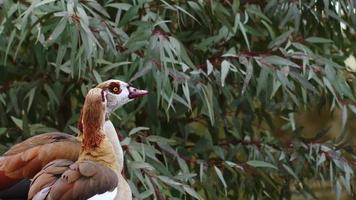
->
<box><xmin>0</xmin><ymin>132</ymin><xmax>80</xmax><ymax>190</ymax></box>
<box><xmin>29</xmin><ymin>159</ymin><xmax>118</xmax><ymax>200</ymax></box>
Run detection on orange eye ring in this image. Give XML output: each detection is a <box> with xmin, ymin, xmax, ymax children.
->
<box><xmin>111</xmin><ymin>86</ymin><xmax>121</xmax><ymax>94</ymax></box>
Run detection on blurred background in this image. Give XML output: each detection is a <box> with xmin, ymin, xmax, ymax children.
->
<box><xmin>0</xmin><ymin>0</ymin><xmax>355</xmax><ymax>199</ymax></box>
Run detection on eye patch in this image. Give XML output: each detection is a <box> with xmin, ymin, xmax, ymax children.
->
<box><xmin>108</xmin><ymin>82</ymin><xmax>121</xmax><ymax>94</ymax></box>
<box><xmin>101</xmin><ymin>90</ymin><xmax>105</xmax><ymax>102</ymax></box>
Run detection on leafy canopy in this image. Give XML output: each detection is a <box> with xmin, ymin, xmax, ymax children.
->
<box><xmin>0</xmin><ymin>0</ymin><xmax>355</xmax><ymax>199</ymax></box>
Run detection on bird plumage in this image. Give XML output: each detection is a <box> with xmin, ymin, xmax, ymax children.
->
<box><xmin>0</xmin><ymin>80</ymin><xmax>148</xmax><ymax>199</ymax></box>
<box><xmin>29</xmin><ymin>88</ymin><xmax>119</xmax><ymax>199</ymax></box>
<box><xmin>0</xmin><ymin>132</ymin><xmax>80</xmax><ymax>190</ymax></box>
<box><xmin>29</xmin><ymin>160</ymin><xmax>118</xmax><ymax>200</ymax></box>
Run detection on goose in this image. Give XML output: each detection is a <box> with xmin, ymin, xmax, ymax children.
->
<box><xmin>0</xmin><ymin>80</ymin><xmax>148</xmax><ymax>199</ymax></box>
<box><xmin>29</xmin><ymin>87</ymin><xmax>121</xmax><ymax>199</ymax></box>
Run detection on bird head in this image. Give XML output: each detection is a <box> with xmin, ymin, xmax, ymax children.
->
<box><xmin>78</xmin><ymin>80</ymin><xmax>148</xmax><ymax>135</ymax></box>
<box><xmin>96</xmin><ymin>79</ymin><xmax>148</xmax><ymax>119</ymax></box>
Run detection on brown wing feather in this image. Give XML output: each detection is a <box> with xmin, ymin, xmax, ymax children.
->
<box><xmin>4</xmin><ymin>132</ymin><xmax>76</xmax><ymax>156</ymax></box>
<box><xmin>0</xmin><ymin>132</ymin><xmax>80</xmax><ymax>190</ymax></box>
<box><xmin>29</xmin><ymin>160</ymin><xmax>118</xmax><ymax>200</ymax></box>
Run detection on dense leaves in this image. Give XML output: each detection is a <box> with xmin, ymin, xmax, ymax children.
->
<box><xmin>0</xmin><ymin>0</ymin><xmax>355</xmax><ymax>199</ymax></box>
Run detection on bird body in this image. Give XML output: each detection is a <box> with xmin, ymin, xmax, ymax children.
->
<box><xmin>29</xmin><ymin>88</ymin><xmax>122</xmax><ymax>199</ymax></box>
<box><xmin>0</xmin><ymin>80</ymin><xmax>148</xmax><ymax>199</ymax></box>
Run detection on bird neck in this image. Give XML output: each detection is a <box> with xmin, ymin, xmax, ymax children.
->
<box><xmin>76</xmin><ymin>120</ymin><xmax>124</xmax><ymax>175</ymax></box>
<box><xmin>104</xmin><ymin>120</ymin><xmax>124</xmax><ymax>172</ymax></box>
<box><xmin>79</xmin><ymin>130</ymin><xmax>120</xmax><ymax>175</ymax></box>
<box><xmin>104</xmin><ymin>121</ymin><xmax>132</xmax><ymax>200</ymax></box>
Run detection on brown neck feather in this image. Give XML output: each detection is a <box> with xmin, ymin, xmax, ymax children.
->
<box><xmin>81</xmin><ymin>89</ymin><xmax>105</xmax><ymax>150</ymax></box>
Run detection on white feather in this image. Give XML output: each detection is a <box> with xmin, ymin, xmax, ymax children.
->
<box><xmin>88</xmin><ymin>187</ymin><xmax>117</xmax><ymax>200</ymax></box>
<box><xmin>32</xmin><ymin>187</ymin><xmax>50</xmax><ymax>200</ymax></box>
<box><xmin>104</xmin><ymin>121</ymin><xmax>124</xmax><ymax>171</ymax></box>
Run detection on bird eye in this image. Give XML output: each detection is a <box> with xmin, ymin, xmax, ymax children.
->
<box><xmin>111</xmin><ymin>86</ymin><xmax>121</xmax><ymax>94</ymax></box>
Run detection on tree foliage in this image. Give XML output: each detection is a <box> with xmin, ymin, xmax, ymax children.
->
<box><xmin>0</xmin><ymin>0</ymin><xmax>355</xmax><ymax>199</ymax></box>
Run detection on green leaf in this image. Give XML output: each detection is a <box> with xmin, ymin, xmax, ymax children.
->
<box><xmin>146</xmin><ymin>135</ymin><xmax>175</xmax><ymax>144</ymax></box>
<box><xmin>182</xmin><ymin>81</ymin><xmax>191</xmax><ymax>109</ymax></box>
<box><xmin>221</xmin><ymin>60</ymin><xmax>230</xmax><ymax>87</ymax></box>
<box><xmin>175</xmin><ymin>5</ymin><xmax>200</xmax><ymax>24</ymax></box>
<box><xmin>247</xmin><ymin>160</ymin><xmax>278</xmax><ymax>170</ymax></box>
<box><xmin>86</xmin><ymin>0</ymin><xmax>110</xmax><ymax>18</ymax></box>
<box><xmin>118</xmin><ymin>5</ymin><xmax>139</xmax><ymax>27</ymax></box>
<box><xmin>183</xmin><ymin>185</ymin><xmax>202</xmax><ymax>200</ymax></box>
<box><xmin>241</xmin><ymin>58</ymin><xmax>253</xmax><ymax>95</ymax></box>
<box><xmin>11</xmin><ymin>116</ymin><xmax>23</xmax><ymax>130</ymax></box>
<box><xmin>46</xmin><ymin>18</ymin><xmax>67</xmax><ymax>44</ymax></box>
<box><xmin>289</xmin><ymin>71</ymin><xmax>317</xmax><ymax>93</ymax></box>
<box><xmin>106</xmin><ymin>3</ymin><xmax>132</xmax><ymax>10</ymax></box>
<box><xmin>25</xmin><ymin>87</ymin><xmax>36</xmax><ymax>112</ymax></box>
<box><xmin>236</xmin><ymin>14</ymin><xmax>250</xmax><ymax>50</ymax></box>
<box><xmin>214</xmin><ymin>166</ymin><xmax>227</xmax><ymax>194</ymax></box>
<box><xmin>206</xmin><ymin>59</ymin><xmax>213</xmax><ymax>75</ymax></box>
<box><xmin>44</xmin><ymin>84</ymin><xmax>59</xmax><ymax>105</ymax></box>
<box><xmin>201</xmin><ymin>84</ymin><xmax>214</xmax><ymax>125</ymax></box>
<box><xmin>158</xmin><ymin>176</ymin><xmax>182</xmax><ymax>186</ymax></box>
<box><xmin>103</xmin><ymin>61</ymin><xmax>133</xmax><ymax>73</ymax></box>
<box><xmin>268</xmin><ymin>29</ymin><xmax>292</xmax><ymax>49</ymax></box>
<box><xmin>129</xmin><ymin>127</ymin><xmax>150</xmax><ymax>136</ymax></box>
<box><xmin>4</xmin><ymin>29</ymin><xmax>16</xmax><ymax>64</ymax></box>
<box><xmin>261</xmin><ymin>55</ymin><xmax>299</xmax><ymax>68</ymax></box>
<box><xmin>305</xmin><ymin>37</ymin><xmax>333</xmax><ymax>43</ymax></box>
<box><xmin>129</xmin><ymin>161</ymin><xmax>154</xmax><ymax>170</ymax></box>
<box><xmin>92</xmin><ymin>70</ymin><xmax>102</xmax><ymax>83</ymax></box>
<box><xmin>282</xmin><ymin>164</ymin><xmax>299</xmax><ymax>181</ymax></box>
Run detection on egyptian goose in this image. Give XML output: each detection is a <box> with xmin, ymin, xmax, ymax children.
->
<box><xmin>0</xmin><ymin>80</ymin><xmax>148</xmax><ymax>199</ymax></box>
<box><xmin>28</xmin><ymin>88</ymin><xmax>119</xmax><ymax>199</ymax></box>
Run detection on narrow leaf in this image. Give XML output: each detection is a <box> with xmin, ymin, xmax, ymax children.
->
<box><xmin>247</xmin><ymin>160</ymin><xmax>278</xmax><ymax>170</ymax></box>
